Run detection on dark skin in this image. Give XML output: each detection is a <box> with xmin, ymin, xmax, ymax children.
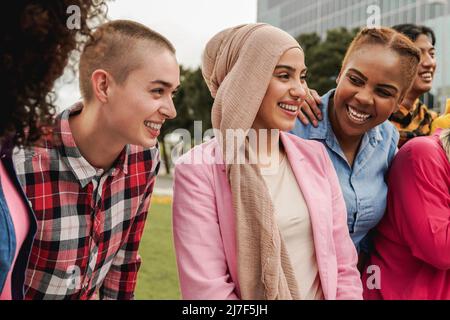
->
<box><xmin>328</xmin><ymin>95</ymin><xmax>362</xmax><ymax>167</ymax></box>
<box><xmin>297</xmin><ymin>88</ymin><xmax>323</xmax><ymax>127</ymax></box>
<box><xmin>298</xmin><ymin>91</ymin><xmax>361</xmax><ymax>166</ymax></box>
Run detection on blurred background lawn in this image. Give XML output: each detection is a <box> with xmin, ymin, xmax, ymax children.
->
<box><xmin>135</xmin><ymin>196</ymin><xmax>181</xmax><ymax>300</ymax></box>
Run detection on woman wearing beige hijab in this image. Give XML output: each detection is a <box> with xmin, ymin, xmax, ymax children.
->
<box><xmin>172</xmin><ymin>24</ymin><xmax>362</xmax><ymax>300</ymax></box>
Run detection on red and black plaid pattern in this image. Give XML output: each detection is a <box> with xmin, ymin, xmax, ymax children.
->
<box><xmin>13</xmin><ymin>103</ymin><xmax>159</xmax><ymax>300</ymax></box>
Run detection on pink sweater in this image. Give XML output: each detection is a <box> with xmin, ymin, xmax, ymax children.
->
<box><xmin>0</xmin><ymin>161</ymin><xmax>30</xmax><ymax>300</ymax></box>
<box><xmin>363</xmin><ymin>132</ymin><xmax>450</xmax><ymax>299</ymax></box>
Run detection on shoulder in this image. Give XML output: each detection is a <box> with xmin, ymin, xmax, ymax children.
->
<box><xmin>174</xmin><ymin>139</ymin><xmax>222</xmax><ymax>167</ymax></box>
<box><xmin>282</xmin><ymin>132</ymin><xmax>331</xmax><ymax>173</ymax></box>
<box><xmin>290</xmin><ymin>118</ymin><xmax>312</xmax><ymax>138</ymax></box>
<box><xmin>173</xmin><ymin>139</ymin><xmax>222</xmax><ymax>189</ymax></box>
<box><xmin>402</xmin><ymin>135</ymin><xmax>443</xmax><ymax>158</ymax></box>
<box><xmin>378</xmin><ymin>120</ymin><xmax>399</xmax><ymax>146</ymax></box>
<box><xmin>12</xmin><ymin>142</ymin><xmax>58</xmax><ymax>173</ymax></box>
<box><xmin>420</xmin><ymin>102</ymin><xmax>438</xmax><ymax>118</ymax></box>
<box><xmin>378</xmin><ymin>120</ymin><xmax>398</xmax><ymax>139</ymax></box>
<box><xmin>283</xmin><ymin>131</ymin><xmax>326</xmax><ymax>153</ymax></box>
<box><xmin>394</xmin><ymin>135</ymin><xmax>446</xmax><ymax>171</ymax></box>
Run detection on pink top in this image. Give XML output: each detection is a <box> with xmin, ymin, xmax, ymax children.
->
<box><xmin>0</xmin><ymin>161</ymin><xmax>30</xmax><ymax>300</ymax></box>
<box><xmin>363</xmin><ymin>131</ymin><xmax>450</xmax><ymax>299</ymax></box>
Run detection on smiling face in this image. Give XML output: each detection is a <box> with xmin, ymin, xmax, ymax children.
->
<box><xmin>411</xmin><ymin>34</ymin><xmax>436</xmax><ymax>95</ymax></box>
<box><xmin>332</xmin><ymin>44</ymin><xmax>406</xmax><ymax>137</ymax></box>
<box><xmin>103</xmin><ymin>47</ymin><xmax>180</xmax><ymax>148</ymax></box>
<box><xmin>252</xmin><ymin>48</ymin><xmax>308</xmax><ymax>132</ymax></box>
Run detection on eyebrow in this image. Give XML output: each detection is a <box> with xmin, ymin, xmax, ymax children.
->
<box><xmin>348</xmin><ymin>68</ymin><xmax>368</xmax><ymax>81</ymax></box>
<box><xmin>348</xmin><ymin>68</ymin><xmax>398</xmax><ymax>93</ymax></box>
<box><xmin>151</xmin><ymin>80</ymin><xmax>180</xmax><ymax>90</ymax></box>
<box><xmin>275</xmin><ymin>65</ymin><xmax>308</xmax><ymax>73</ymax></box>
<box><xmin>421</xmin><ymin>46</ymin><xmax>436</xmax><ymax>52</ymax></box>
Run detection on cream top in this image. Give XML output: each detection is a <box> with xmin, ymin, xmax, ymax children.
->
<box><xmin>262</xmin><ymin>152</ymin><xmax>324</xmax><ymax>300</ymax></box>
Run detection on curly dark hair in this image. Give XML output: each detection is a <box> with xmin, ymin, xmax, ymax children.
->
<box><xmin>0</xmin><ymin>0</ymin><xmax>108</xmax><ymax>147</ymax></box>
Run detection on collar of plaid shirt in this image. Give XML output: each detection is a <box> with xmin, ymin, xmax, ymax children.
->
<box><xmin>56</xmin><ymin>102</ymin><xmax>130</xmax><ymax>188</ymax></box>
<box><xmin>13</xmin><ymin>102</ymin><xmax>160</xmax><ymax>300</ymax></box>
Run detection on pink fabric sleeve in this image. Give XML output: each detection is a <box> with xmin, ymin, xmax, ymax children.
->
<box><xmin>172</xmin><ymin>162</ymin><xmax>239</xmax><ymax>300</ymax></box>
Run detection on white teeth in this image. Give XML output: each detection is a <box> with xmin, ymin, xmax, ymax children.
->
<box><xmin>144</xmin><ymin>121</ymin><xmax>162</xmax><ymax>130</ymax></box>
<box><xmin>420</xmin><ymin>72</ymin><xmax>432</xmax><ymax>80</ymax></box>
<box><xmin>347</xmin><ymin>105</ymin><xmax>371</xmax><ymax>123</ymax></box>
<box><xmin>278</xmin><ymin>103</ymin><xmax>299</xmax><ymax>112</ymax></box>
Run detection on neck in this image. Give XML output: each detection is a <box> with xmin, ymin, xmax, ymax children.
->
<box><xmin>249</xmin><ymin>127</ymin><xmax>282</xmax><ymax>167</ymax></box>
<box><xmin>69</xmin><ymin>100</ymin><xmax>126</xmax><ymax>171</ymax></box>
<box><xmin>401</xmin><ymin>90</ymin><xmax>421</xmax><ymax>111</ymax></box>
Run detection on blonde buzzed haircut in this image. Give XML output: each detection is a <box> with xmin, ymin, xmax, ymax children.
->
<box><xmin>79</xmin><ymin>20</ymin><xmax>176</xmax><ymax>102</ymax></box>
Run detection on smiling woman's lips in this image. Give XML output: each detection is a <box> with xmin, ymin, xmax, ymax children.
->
<box><xmin>419</xmin><ymin>72</ymin><xmax>433</xmax><ymax>81</ymax></box>
<box><xmin>346</xmin><ymin>104</ymin><xmax>371</xmax><ymax>124</ymax></box>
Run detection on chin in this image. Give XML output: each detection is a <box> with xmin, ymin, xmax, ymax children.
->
<box><xmin>282</xmin><ymin>125</ymin><xmax>295</xmax><ymax>132</ymax></box>
<box><xmin>142</xmin><ymin>139</ymin><xmax>158</xmax><ymax>148</ymax></box>
<box><xmin>420</xmin><ymin>84</ymin><xmax>433</xmax><ymax>94</ymax></box>
<box><xmin>414</xmin><ymin>82</ymin><xmax>433</xmax><ymax>95</ymax></box>
<box><xmin>134</xmin><ymin>136</ymin><xmax>157</xmax><ymax>148</ymax></box>
<box><xmin>276</xmin><ymin>121</ymin><xmax>296</xmax><ymax>132</ymax></box>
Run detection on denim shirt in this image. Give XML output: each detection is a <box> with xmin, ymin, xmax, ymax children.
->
<box><xmin>0</xmin><ymin>163</ymin><xmax>16</xmax><ymax>294</ymax></box>
<box><xmin>0</xmin><ymin>141</ymin><xmax>36</xmax><ymax>299</ymax></box>
<box><xmin>291</xmin><ymin>89</ymin><xmax>399</xmax><ymax>252</ymax></box>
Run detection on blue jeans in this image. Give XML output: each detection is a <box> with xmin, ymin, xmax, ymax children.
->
<box><xmin>0</xmin><ymin>175</ymin><xmax>16</xmax><ymax>293</ymax></box>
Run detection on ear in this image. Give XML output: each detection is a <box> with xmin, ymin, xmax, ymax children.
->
<box><xmin>91</xmin><ymin>69</ymin><xmax>111</xmax><ymax>104</ymax></box>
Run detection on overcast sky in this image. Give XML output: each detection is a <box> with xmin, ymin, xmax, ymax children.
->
<box><xmin>55</xmin><ymin>0</ymin><xmax>257</xmax><ymax>109</ymax></box>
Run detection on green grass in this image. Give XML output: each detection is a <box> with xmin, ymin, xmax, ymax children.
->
<box><xmin>134</xmin><ymin>200</ymin><xmax>181</xmax><ymax>300</ymax></box>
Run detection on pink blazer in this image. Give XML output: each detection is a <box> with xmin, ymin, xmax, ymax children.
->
<box><xmin>172</xmin><ymin>132</ymin><xmax>362</xmax><ymax>300</ymax></box>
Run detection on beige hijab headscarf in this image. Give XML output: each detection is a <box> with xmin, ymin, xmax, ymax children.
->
<box><xmin>202</xmin><ymin>23</ymin><xmax>302</xmax><ymax>300</ymax></box>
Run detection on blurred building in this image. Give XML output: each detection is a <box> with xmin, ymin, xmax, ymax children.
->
<box><xmin>257</xmin><ymin>0</ymin><xmax>450</xmax><ymax>111</ymax></box>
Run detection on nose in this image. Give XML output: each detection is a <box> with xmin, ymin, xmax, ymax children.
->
<box><xmin>289</xmin><ymin>81</ymin><xmax>308</xmax><ymax>101</ymax></box>
<box><xmin>161</xmin><ymin>97</ymin><xmax>177</xmax><ymax>120</ymax></box>
<box><xmin>421</xmin><ymin>52</ymin><xmax>436</xmax><ymax>69</ymax></box>
<box><xmin>354</xmin><ymin>87</ymin><xmax>374</xmax><ymax>107</ymax></box>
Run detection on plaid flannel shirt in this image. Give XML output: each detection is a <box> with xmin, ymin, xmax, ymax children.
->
<box><xmin>13</xmin><ymin>103</ymin><xmax>160</xmax><ymax>300</ymax></box>
<box><xmin>390</xmin><ymin>99</ymin><xmax>438</xmax><ymax>148</ymax></box>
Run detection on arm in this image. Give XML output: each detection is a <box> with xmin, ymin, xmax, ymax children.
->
<box><xmin>322</xmin><ymin>147</ymin><xmax>363</xmax><ymax>299</ymax></box>
<box><xmin>99</xmin><ymin>178</ymin><xmax>154</xmax><ymax>300</ymax></box>
<box><xmin>172</xmin><ymin>162</ymin><xmax>239</xmax><ymax>300</ymax></box>
<box><xmin>389</xmin><ymin>143</ymin><xmax>450</xmax><ymax>270</ymax></box>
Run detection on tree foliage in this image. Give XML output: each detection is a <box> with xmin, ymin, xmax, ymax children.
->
<box><xmin>297</xmin><ymin>27</ymin><xmax>359</xmax><ymax>95</ymax></box>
